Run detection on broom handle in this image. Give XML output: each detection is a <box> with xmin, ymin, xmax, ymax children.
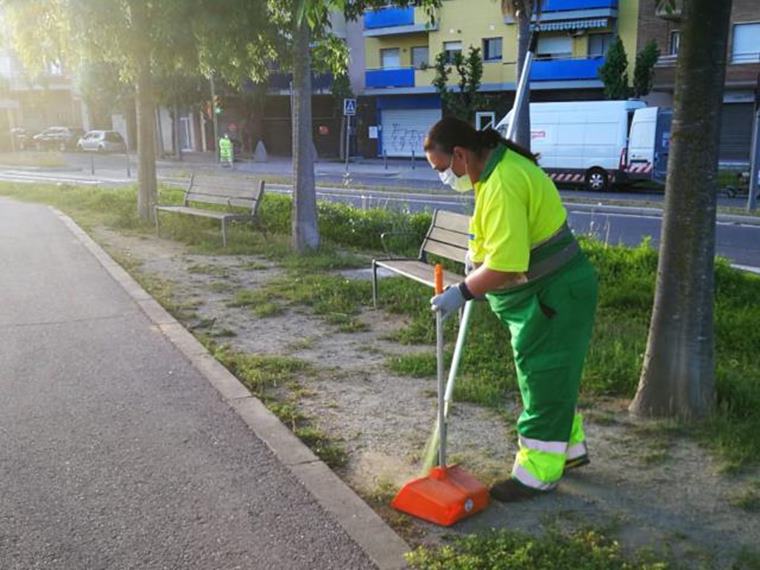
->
<box><xmin>434</xmin><ymin>264</ymin><xmax>446</xmax><ymax>467</ymax></box>
<box><xmin>443</xmin><ymin>300</ymin><xmax>474</xmax><ymax>416</ymax></box>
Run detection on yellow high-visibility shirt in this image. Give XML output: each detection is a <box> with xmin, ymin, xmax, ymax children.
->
<box><xmin>469</xmin><ymin>144</ymin><xmax>567</xmax><ymax>272</ymax></box>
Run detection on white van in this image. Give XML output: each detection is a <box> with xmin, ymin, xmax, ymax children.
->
<box><xmin>495</xmin><ymin>100</ymin><xmax>671</xmax><ymax>191</ymax></box>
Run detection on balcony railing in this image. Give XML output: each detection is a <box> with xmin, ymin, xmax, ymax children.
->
<box><xmin>542</xmin><ymin>0</ymin><xmax>617</xmax><ymax>11</ymax></box>
<box><xmin>364</xmin><ymin>7</ymin><xmax>414</xmax><ymax>29</ymax></box>
<box><xmin>365</xmin><ymin>67</ymin><xmax>415</xmax><ymax>89</ymax></box>
<box><xmin>530</xmin><ymin>56</ymin><xmax>606</xmax><ymax>82</ymax></box>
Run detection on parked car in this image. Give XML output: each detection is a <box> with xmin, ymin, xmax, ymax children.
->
<box><xmin>9</xmin><ymin>127</ymin><xmax>35</xmax><ymax>150</ymax></box>
<box><xmin>77</xmin><ymin>130</ymin><xmax>126</xmax><ymax>153</ymax></box>
<box><xmin>32</xmin><ymin>126</ymin><xmax>85</xmax><ymax>151</ymax></box>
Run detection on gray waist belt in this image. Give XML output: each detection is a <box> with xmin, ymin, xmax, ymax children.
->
<box><xmin>494</xmin><ymin>223</ymin><xmax>580</xmax><ymax>293</ymax></box>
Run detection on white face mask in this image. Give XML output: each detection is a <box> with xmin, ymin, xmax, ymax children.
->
<box><xmin>438</xmin><ymin>154</ymin><xmax>473</xmax><ymax>193</ymax></box>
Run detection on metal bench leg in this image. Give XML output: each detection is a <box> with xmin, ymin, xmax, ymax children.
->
<box><xmin>221</xmin><ymin>219</ymin><xmax>228</xmax><ymax>247</ymax></box>
<box><xmin>372</xmin><ymin>260</ymin><xmax>378</xmax><ymax>309</ymax></box>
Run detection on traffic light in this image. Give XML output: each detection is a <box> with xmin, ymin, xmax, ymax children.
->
<box><xmin>213</xmin><ymin>95</ymin><xmax>222</xmax><ymax>115</ymax></box>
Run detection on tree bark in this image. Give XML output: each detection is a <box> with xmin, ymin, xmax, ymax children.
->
<box><xmin>513</xmin><ymin>1</ymin><xmax>531</xmax><ymax>149</ymax></box>
<box><xmin>630</xmin><ymin>0</ymin><xmax>732</xmax><ymax>420</ymax></box>
<box><xmin>129</xmin><ymin>0</ymin><xmax>157</xmax><ymax>222</ymax></box>
<box><xmin>291</xmin><ymin>15</ymin><xmax>320</xmax><ymax>251</ymax></box>
<box><xmin>173</xmin><ymin>102</ymin><xmax>183</xmax><ymax>161</ymax></box>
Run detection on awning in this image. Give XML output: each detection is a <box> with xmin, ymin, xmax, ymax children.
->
<box><xmin>531</xmin><ymin>18</ymin><xmax>610</xmax><ymax>31</ymax></box>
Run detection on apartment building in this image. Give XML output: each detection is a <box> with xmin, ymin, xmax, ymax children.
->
<box><xmin>358</xmin><ymin>0</ymin><xmax>639</xmax><ymax>157</ymax></box>
<box><xmin>640</xmin><ymin>0</ymin><xmax>760</xmax><ymax>166</ymax></box>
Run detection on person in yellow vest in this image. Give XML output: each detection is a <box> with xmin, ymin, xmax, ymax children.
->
<box><xmin>424</xmin><ymin>117</ymin><xmax>598</xmax><ymax>501</ymax></box>
<box><xmin>219</xmin><ymin>133</ymin><xmax>233</xmax><ymax>167</ymax></box>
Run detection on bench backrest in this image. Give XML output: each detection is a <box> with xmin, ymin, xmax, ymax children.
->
<box><xmin>420</xmin><ymin>210</ymin><xmax>470</xmax><ymax>262</ymax></box>
<box><xmin>184</xmin><ymin>174</ymin><xmax>265</xmax><ymax>215</ymax></box>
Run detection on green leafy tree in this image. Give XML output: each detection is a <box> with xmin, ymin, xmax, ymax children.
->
<box><xmin>598</xmin><ymin>36</ymin><xmax>632</xmax><ymax>100</ymax></box>
<box><xmin>432</xmin><ymin>46</ymin><xmax>484</xmax><ymax>122</ymax></box>
<box><xmin>194</xmin><ymin>0</ymin><xmax>441</xmax><ymax>252</ymax></box>
<box><xmin>630</xmin><ymin>0</ymin><xmax>733</xmax><ymax>419</ymax></box>
<box><xmin>632</xmin><ymin>40</ymin><xmax>661</xmax><ymax>98</ymax></box>
<box><xmin>2</xmin><ymin>0</ymin><xmax>202</xmax><ymax>221</ymax></box>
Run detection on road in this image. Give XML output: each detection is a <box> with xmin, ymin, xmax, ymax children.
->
<box><xmin>0</xmin><ymin>153</ymin><xmax>758</xmax><ymax>270</ymax></box>
<box><xmin>0</xmin><ymin>198</ymin><xmax>377</xmax><ymax>569</ymax></box>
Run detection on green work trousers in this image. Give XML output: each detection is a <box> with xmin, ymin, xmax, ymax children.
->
<box><xmin>487</xmin><ymin>252</ymin><xmax>598</xmax><ymax>490</ymax></box>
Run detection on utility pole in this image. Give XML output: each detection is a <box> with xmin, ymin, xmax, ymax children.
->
<box><xmin>209</xmin><ymin>73</ymin><xmax>219</xmax><ymax>163</ymax></box>
<box><xmin>747</xmin><ymin>72</ymin><xmax>759</xmax><ymax>212</ymax></box>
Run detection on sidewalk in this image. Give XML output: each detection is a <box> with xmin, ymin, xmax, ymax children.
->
<box><xmin>0</xmin><ymin>198</ymin><xmax>403</xmax><ymax>569</ymax></box>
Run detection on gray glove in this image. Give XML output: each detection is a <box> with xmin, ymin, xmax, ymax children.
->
<box><xmin>464</xmin><ymin>250</ymin><xmax>475</xmax><ymax>276</ymax></box>
<box><xmin>430</xmin><ymin>285</ymin><xmax>466</xmax><ymax>321</ymax></box>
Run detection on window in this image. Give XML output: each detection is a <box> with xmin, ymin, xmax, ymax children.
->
<box><xmin>588</xmin><ymin>33</ymin><xmax>613</xmax><ymax>57</ymax></box>
<box><xmin>380</xmin><ymin>48</ymin><xmax>400</xmax><ymax>68</ymax></box>
<box><xmin>732</xmin><ymin>23</ymin><xmax>760</xmax><ymax>63</ymax></box>
<box><xmin>536</xmin><ymin>35</ymin><xmax>572</xmax><ymax>60</ymax></box>
<box><xmin>475</xmin><ymin>112</ymin><xmax>496</xmax><ymax>130</ymax></box>
<box><xmin>411</xmin><ymin>46</ymin><xmax>429</xmax><ymax>69</ymax></box>
<box><xmin>443</xmin><ymin>41</ymin><xmax>462</xmax><ymax>63</ymax></box>
<box><xmin>669</xmin><ymin>31</ymin><xmax>680</xmax><ymax>55</ymax></box>
<box><xmin>483</xmin><ymin>38</ymin><xmax>503</xmax><ymax>62</ymax></box>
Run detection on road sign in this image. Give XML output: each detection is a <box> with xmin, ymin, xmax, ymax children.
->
<box><xmin>343</xmin><ymin>98</ymin><xmax>357</xmax><ymax>116</ymax></box>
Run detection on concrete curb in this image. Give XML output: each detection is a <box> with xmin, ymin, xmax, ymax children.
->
<box><xmin>52</xmin><ymin>207</ymin><xmax>410</xmax><ymax>570</ymax></box>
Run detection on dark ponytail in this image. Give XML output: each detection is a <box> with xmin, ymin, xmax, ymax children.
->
<box><xmin>424</xmin><ymin>116</ymin><xmax>538</xmax><ymax>165</ymax></box>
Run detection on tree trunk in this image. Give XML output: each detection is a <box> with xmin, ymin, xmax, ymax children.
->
<box><xmin>127</xmin><ymin>0</ymin><xmax>157</xmax><ymax>221</ymax></box>
<box><xmin>630</xmin><ymin>0</ymin><xmax>732</xmax><ymax>420</ymax></box>
<box><xmin>513</xmin><ymin>2</ymin><xmax>531</xmax><ymax>149</ymax></box>
<box><xmin>173</xmin><ymin>102</ymin><xmax>183</xmax><ymax>161</ymax></box>
<box><xmin>291</xmin><ymin>16</ymin><xmax>320</xmax><ymax>251</ymax></box>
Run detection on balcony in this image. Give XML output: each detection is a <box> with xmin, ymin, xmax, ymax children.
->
<box><xmin>363</xmin><ymin>6</ymin><xmax>436</xmax><ymax>37</ymax></box>
<box><xmin>508</xmin><ymin>0</ymin><xmax>616</xmax><ymax>26</ymax></box>
<box><xmin>365</xmin><ymin>67</ymin><xmax>415</xmax><ymax>89</ymax></box>
<box><xmin>530</xmin><ymin>56</ymin><xmax>605</xmax><ymax>82</ymax></box>
<box><xmin>542</xmin><ymin>0</ymin><xmax>617</xmax><ymax>11</ymax></box>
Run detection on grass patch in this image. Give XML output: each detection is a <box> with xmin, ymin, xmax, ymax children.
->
<box><xmin>294</xmin><ymin>426</ymin><xmax>348</xmax><ymax>468</ymax></box>
<box><xmin>728</xmin><ymin>480</ymin><xmax>760</xmax><ymax>512</ymax></box>
<box><xmin>208</xmin><ymin>281</ymin><xmax>235</xmax><ymax>293</ymax></box>
<box><xmin>253</xmin><ymin>301</ymin><xmax>283</xmax><ymax>318</ymax></box>
<box><xmin>187</xmin><ymin>263</ymin><xmax>230</xmax><ymax>277</ymax></box>
<box><xmin>239</xmin><ymin>260</ymin><xmax>269</xmax><ymax>270</ymax></box>
<box><xmin>405</xmin><ymin>527</ymin><xmax>670</xmax><ymax>569</ymax></box>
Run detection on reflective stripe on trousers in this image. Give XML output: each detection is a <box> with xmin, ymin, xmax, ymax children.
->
<box><xmin>511</xmin><ymin>412</ymin><xmax>587</xmax><ymax>490</ymax></box>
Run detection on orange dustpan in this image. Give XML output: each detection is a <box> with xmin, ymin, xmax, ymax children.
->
<box><xmin>391</xmin><ymin>265</ymin><xmax>489</xmax><ymax>526</ymax></box>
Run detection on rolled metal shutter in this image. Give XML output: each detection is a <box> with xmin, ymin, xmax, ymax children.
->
<box><xmin>719</xmin><ymin>103</ymin><xmax>753</xmax><ymax>164</ymax></box>
<box><xmin>380</xmin><ymin>108</ymin><xmax>442</xmax><ymax>158</ymax></box>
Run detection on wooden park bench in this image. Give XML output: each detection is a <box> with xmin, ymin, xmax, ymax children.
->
<box><xmin>371</xmin><ymin>209</ymin><xmax>469</xmax><ymax>308</ymax></box>
<box><xmin>154</xmin><ymin>174</ymin><xmax>265</xmax><ymax>247</ymax></box>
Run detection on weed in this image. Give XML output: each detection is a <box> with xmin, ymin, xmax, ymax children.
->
<box><xmin>728</xmin><ymin>481</ymin><xmax>760</xmax><ymax>512</ymax></box>
<box><xmin>208</xmin><ymin>281</ymin><xmax>235</xmax><ymax>293</ymax></box>
<box><xmin>405</xmin><ymin>526</ymin><xmax>671</xmax><ymax>569</ymax></box>
<box><xmin>294</xmin><ymin>426</ymin><xmax>348</xmax><ymax>468</ymax></box>
<box><xmin>252</xmin><ymin>301</ymin><xmax>283</xmax><ymax>318</ymax></box>
<box><xmin>187</xmin><ymin>263</ymin><xmax>230</xmax><ymax>277</ymax></box>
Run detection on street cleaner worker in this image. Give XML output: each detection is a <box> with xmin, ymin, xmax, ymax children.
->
<box><xmin>425</xmin><ymin>117</ymin><xmax>598</xmax><ymax>502</ymax></box>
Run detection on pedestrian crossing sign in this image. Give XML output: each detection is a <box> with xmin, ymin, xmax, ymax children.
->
<box><xmin>343</xmin><ymin>98</ymin><xmax>357</xmax><ymax>116</ymax></box>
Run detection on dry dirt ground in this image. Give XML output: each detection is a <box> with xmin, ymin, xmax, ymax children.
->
<box><xmin>94</xmin><ymin>226</ymin><xmax>760</xmax><ymax>568</ymax></box>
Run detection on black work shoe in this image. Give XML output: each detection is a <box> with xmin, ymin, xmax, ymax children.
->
<box><xmin>489</xmin><ymin>478</ymin><xmax>549</xmax><ymax>503</ymax></box>
<box><xmin>564</xmin><ymin>454</ymin><xmax>590</xmax><ymax>471</ymax></box>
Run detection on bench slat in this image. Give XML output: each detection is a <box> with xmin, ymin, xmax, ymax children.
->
<box><xmin>434</xmin><ymin>210</ymin><xmax>470</xmax><ymax>235</ymax></box>
<box><xmin>423</xmin><ymin>239</ymin><xmax>468</xmax><ymax>262</ymax></box>
<box><xmin>425</xmin><ymin>227</ymin><xmax>470</xmax><ymax>247</ymax></box>
<box><xmin>189</xmin><ymin>185</ymin><xmax>260</xmax><ymax>199</ymax></box>
<box><xmin>185</xmin><ymin>194</ymin><xmax>256</xmax><ymax>209</ymax></box>
<box><xmin>376</xmin><ymin>259</ymin><xmax>461</xmax><ymax>288</ymax></box>
<box><xmin>155</xmin><ymin>206</ymin><xmax>253</xmax><ymax>220</ymax></box>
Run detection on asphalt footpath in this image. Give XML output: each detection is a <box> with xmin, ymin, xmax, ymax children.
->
<box><xmin>0</xmin><ymin>197</ymin><xmax>406</xmax><ymax>569</ymax></box>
